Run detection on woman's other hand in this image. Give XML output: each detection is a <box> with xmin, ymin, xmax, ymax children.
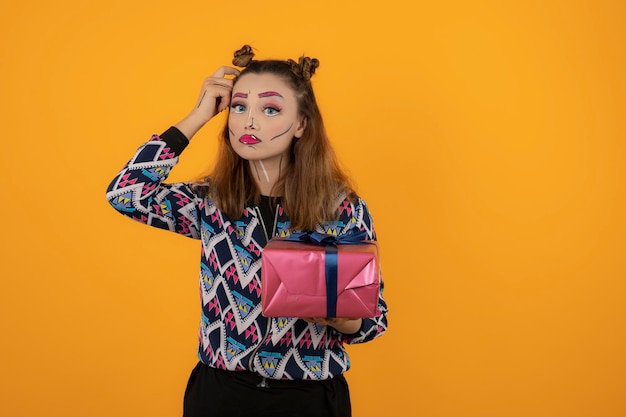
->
<box><xmin>302</xmin><ymin>317</ymin><xmax>363</xmax><ymax>334</ymax></box>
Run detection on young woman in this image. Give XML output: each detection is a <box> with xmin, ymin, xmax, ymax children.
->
<box><xmin>106</xmin><ymin>45</ymin><xmax>388</xmax><ymax>417</ymax></box>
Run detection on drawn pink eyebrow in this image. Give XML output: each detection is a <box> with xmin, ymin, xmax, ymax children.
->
<box><xmin>258</xmin><ymin>91</ymin><xmax>284</xmax><ymax>98</ymax></box>
<box><xmin>232</xmin><ymin>93</ymin><xmax>248</xmax><ymax>99</ymax></box>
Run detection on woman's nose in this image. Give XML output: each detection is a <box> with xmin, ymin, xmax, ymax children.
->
<box><xmin>245</xmin><ymin>109</ymin><xmax>256</xmax><ymax>129</ymax></box>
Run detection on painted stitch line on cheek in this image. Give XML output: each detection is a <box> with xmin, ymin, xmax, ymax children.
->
<box><xmin>269</xmin><ymin>123</ymin><xmax>293</xmax><ymax>141</ymax></box>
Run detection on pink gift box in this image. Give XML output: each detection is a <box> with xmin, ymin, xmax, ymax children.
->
<box><xmin>261</xmin><ymin>238</ymin><xmax>380</xmax><ymax>318</ymax></box>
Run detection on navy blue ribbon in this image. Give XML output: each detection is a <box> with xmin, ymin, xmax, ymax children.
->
<box><xmin>325</xmin><ymin>245</ymin><xmax>338</xmax><ymax>317</ymax></box>
<box><xmin>284</xmin><ymin>230</ymin><xmax>369</xmax><ymax>246</ymax></box>
<box><xmin>283</xmin><ymin>231</ymin><xmax>369</xmax><ymax>317</ymax></box>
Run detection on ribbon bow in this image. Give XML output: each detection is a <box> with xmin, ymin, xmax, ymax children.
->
<box><xmin>285</xmin><ymin>230</ymin><xmax>370</xmax><ymax>246</ymax></box>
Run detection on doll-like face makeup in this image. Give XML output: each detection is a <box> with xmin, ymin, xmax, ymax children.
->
<box><xmin>228</xmin><ymin>73</ymin><xmax>306</xmax><ymax>164</ymax></box>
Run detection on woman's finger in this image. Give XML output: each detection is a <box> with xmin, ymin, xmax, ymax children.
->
<box><xmin>210</xmin><ymin>66</ymin><xmax>241</xmax><ymax>78</ymax></box>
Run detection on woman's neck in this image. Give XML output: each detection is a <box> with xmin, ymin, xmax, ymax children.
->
<box><xmin>249</xmin><ymin>154</ymin><xmax>288</xmax><ymax>196</ymax></box>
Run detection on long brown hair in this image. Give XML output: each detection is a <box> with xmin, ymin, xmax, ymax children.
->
<box><xmin>205</xmin><ymin>45</ymin><xmax>355</xmax><ymax>231</ymax></box>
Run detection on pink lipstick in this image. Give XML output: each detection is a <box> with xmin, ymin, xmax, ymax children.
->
<box><xmin>239</xmin><ymin>135</ymin><xmax>261</xmax><ymax>145</ymax></box>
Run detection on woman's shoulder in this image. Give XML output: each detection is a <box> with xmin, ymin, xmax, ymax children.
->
<box><xmin>318</xmin><ymin>192</ymin><xmax>375</xmax><ymax>238</ymax></box>
<box><xmin>178</xmin><ymin>178</ymin><xmax>222</xmax><ymax>213</ymax></box>
<box><xmin>333</xmin><ymin>191</ymin><xmax>371</xmax><ymax>213</ymax></box>
<box><xmin>189</xmin><ymin>177</ymin><xmax>212</xmax><ymax>199</ymax></box>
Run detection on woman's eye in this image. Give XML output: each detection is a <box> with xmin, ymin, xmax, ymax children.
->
<box><xmin>231</xmin><ymin>104</ymin><xmax>245</xmax><ymax>113</ymax></box>
<box><xmin>264</xmin><ymin>107</ymin><xmax>280</xmax><ymax>116</ymax></box>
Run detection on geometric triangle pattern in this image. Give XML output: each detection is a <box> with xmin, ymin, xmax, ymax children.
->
<box><xmin>106</xmin><ymin>134</ymin><xmax>389</xmax><ymax>380</ymax></box>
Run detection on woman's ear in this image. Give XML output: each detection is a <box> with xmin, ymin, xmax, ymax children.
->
<box><xmin>294</xmin><ymin>116</ymin><xmax>307</xmax><ymax>138</ymax></box>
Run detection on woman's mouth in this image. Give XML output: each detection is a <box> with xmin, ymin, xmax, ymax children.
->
<box><xmin>239</xmin><ymin>135</ymin><xmax>261</xmax><ymax>145</ymax></box>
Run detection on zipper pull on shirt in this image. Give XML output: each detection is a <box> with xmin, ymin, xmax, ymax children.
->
<box><xmin>256</xmin><ymin>195</ymin><xmax>280</xmax><ymax>244</ymax></box>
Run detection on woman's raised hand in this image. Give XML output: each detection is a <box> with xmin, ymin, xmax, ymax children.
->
<box><xmin>175</xmin><ymin>66</ymin><xmax>241</xmax><ymax>140</ymax></box>
<box><xmin>194</xmin><ymin>66</ymin><xmax>241</xmax><ymax>120</ymax></box>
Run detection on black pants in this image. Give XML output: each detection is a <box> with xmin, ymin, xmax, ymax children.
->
<box><xmin>183</xmin><ymin>362</ymin><xmax>352</xmax><ymax>417</ymax></box>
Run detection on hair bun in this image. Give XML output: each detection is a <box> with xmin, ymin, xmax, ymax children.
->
<box><xmin>232</xmin><ymin>45</ymin><xmax>255</xmax><ymax>67</ymax></box>
<box><xmin>299</xmin><ymin>56</ymin><xmax>319</xmax><ymax>81</ymax></box>
<box><xmin>287</xmin><ymin>56</ymin><xmax>320</xmax><ymax>81</ymax></box>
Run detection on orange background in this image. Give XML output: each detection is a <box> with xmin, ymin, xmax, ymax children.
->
<box><xmin>1</xmin><ymin>1</ymin><xmax>625</xmax><ymax>416</ymax></box>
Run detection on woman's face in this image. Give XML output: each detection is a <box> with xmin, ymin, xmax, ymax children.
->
<box><xmin>228</xmin><ymin>73</ymin><xmax>306</xmax><ymax>163</ymax></box>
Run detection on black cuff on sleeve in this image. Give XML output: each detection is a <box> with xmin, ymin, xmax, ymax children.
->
<box><xmin>160</xmin><ymin>126</ymin><xmax>189</xmax><ymax>154</ymax></box>
<box><xmin>341</xmin><ymin>319</ymin><xmax>365</xmax><ymax>337</ymax></box>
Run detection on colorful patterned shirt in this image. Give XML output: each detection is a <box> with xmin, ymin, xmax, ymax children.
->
<box><xmin>105</xmin><ymin>127</ymin><xmax>388</xmax><ymax>380</ymax></box>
